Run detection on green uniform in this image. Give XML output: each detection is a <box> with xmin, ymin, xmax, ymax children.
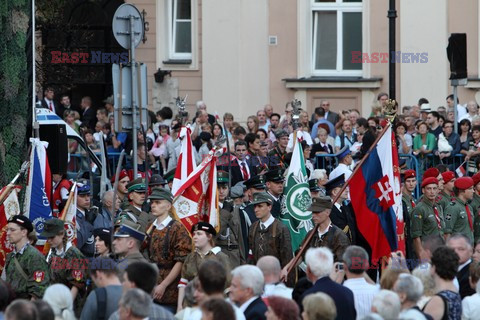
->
<box><xmin>402</xmin><ymin>192</ymin><xmax>416</xmax><ymax>219</ymax></box>
<box><xmin>444</xmin><ymin>198</ymin><xmax>474</xmax><ymax>244</ymax></box>
<box><xmin>180</xmin><ymin>248</ymin><xmax>231</xmax><ymax>285</ymax></box>
<box><xmin>470</xmin><ymin>193</ymin><xmax>480</xmax><ymax>212</ymax></box>
<box><xmin>410</xmin><ymin>197</ymin><xmax>445</xmax><ymax>239</ymax></box>
<box><xmin>5</xmin><ymin>243</ymin><xmax>50</xmax><ymax>299</ymax></box>
<box><xmin>216</xmin><ymin>203</ymin><xmax>246</xmax><ymax>268</ymax></box>
<box><xmin>438</xmin><ymin>191</ymin><xmax>454</xmax><ymax>212</ymax></box>
<box><xmin>48</xmin><ymin>243</ymin><xmax>86</xmax><ymax>289</ymax></box>
<box><xmin>116</xmin><ymin>204</ymin><xmax>154</xmax><ymax>232</ymax></box>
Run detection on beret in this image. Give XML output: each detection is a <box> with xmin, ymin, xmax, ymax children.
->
<box><xmin>472</xmin><ymin>172</ymin><xmax>480</xmax><ymax>186</ymax></box>
<box><xmin>191</xmin><ymin>222</ymin><xmax>216</xmax><ymax>236</ymax></box>
<box><xmin>423</xmin><ymin>168</ymin><xmax>440</xmax><ymax>179</ymax></box>
<box><xmin>403</xmin><ymin>169</ymin><xmax>416</xmax><ymax>180</ymax></box>
<box><xmin>111</xmin><ymin>169</ymin><xmax>129</xmax><ymax>184</ymax></box>
<box><xmin>8</xmin><ymin>215</ymin><xmax>34</xmax><ymax>233</ymax></box>
<box><xmin>454</xmin><ymin>177</ymin><xmax>474</xmax><ymax>190</ymax></box>
<box><xmin>441</xmin><ymin>171</ymin><xmax>455</xmax><ymax>184</ymax></box>
<box><xmin>421</xmin><ymin>177</ymin><xmax>438</xmax><ymax>188</ymax></box>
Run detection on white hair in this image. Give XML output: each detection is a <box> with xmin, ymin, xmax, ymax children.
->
<box><xmin>119</xmin><ymin>288</ymin><xmax>151</xmax><ymax>318</ymax></box>
<box><xmin>43</xmin><ymin>284</ymin><xmax>76</xmax><ymax>320</ymax></box>
<box><xmin>311</xmin><ymin>169</ymin><xmax>327</xmax><ymax>181</ymax></box>
<box><xmin>371</xmin><ymin>289</ymin><xmax>401</xmax><ymax>319</ymax></box>
<box><xmin>196</xmin><ymin>100</ymin><xmax>206</xmax><ymax>109</ymax></box>
<box><xmin>305</xmin><ymin>247</ymin><xmax>333</xmax><ymax>279</ymax></box>
<box><xmin>102</xmin><ymin>189</ymin><xmax>114</xmax><ymax>205</ymax></box>
<box><xmin>231</xmin><ymin>265</ymin><xmax>264</xmax><ymax>296</ymax></box>
<box><xmin>412</xmin><ymin>263</ymin><xmax>435</xmax><ymax>297</ymax></box>
<box><xmin>394</xmin><ymin>273</ymin><xmax>424</xmax><ymax>303</ymax></box>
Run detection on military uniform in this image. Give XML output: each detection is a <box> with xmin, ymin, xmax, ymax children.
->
<box><xmin>437</xmin><ymin>191</ymin><xmax>453</xmax><ymax>212</ymax></box>
<box><xmin>216</xmin><ymin>202</ymin><xmax>245</xmax><ymax>268</ymax></box>
<box><xmin>444</xmin><ymin>198</ymin><xmax>474</xmax><ymax>244</ymax></box>
<box><xmin>5</xmin><ymin>243</ymin><xmax>50</xmax><ymax>299</ymax></box>
<box><xmin>117</xmin><ymin>204</ymin><xmax>154</xmax><ymax>233</ymax></box>
<box><xmin>76</xmin><ymin>209</ymin><xmax>95</xmax><ymax>257</ymax></box>
<box><xmin>402</xmin><ymin>192</ymin><xmax>416</xmax><ymax>219</ymax></box>
<box><xmin>300</xmin><ymin>224</ymin><xmax>350</xmax><ymax>262</ymax></box>
<box><xmin>410</xmin><ymin>197</ymin><xmax>445</xmax><ymax>239</ymax></box>
<box><xmin>180</xmin><ymin>248</ymin><xmax>231</xmax><ymax>285</ymax></box>
<box><xmin>265</xmin><ymin>168</ymin><xmax>285</xmax><ymax>219</ymax></box>
<box><xmin>268</xmin><ymin>146</ymin><xmax>287</xmax><ymax>168</ymax></box>
<box><xmin>330</xmin><ymin>201</ymin><xmax>358</xmax><ymax>245</ymax></box>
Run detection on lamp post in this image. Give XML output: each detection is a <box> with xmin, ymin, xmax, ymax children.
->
<box><xmin>388</xmin><ymin>0</ymin><xmax>397</xmax><ymax>100</ymax></box>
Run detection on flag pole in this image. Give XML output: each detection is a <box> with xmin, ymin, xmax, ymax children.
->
<box><xmin>284</xmin><ymin>121</ymin><xmax>393</xmax><ymax>277</ymax></box>
<box><xmin>0</xmin><ymin>161</ymin><xmax>30</xmax><ymax>206</ymax></box>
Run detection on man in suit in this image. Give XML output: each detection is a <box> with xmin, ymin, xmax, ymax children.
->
<box><xmin>80</xmin><ymin>96</ymin><xmax>96</xmax><ymax>130</ymax></box>
<box><xmin>41</xmin><ymin>87</ymin><xmax>58</xmax><ymax>115</ymax></box>
<box><xmin>230</xmin><ymin>265</ymin><xmax>267</xmax><ymax>320</ymax></box>
<box><xmin>225</xmin><ymin>140</ymin><xmax>255</xmax><ymax>187</ymax></box>
<box><xmin>447</xmin><ymin>234</ymin><xmax>476</xmax><ymax>298</ymax></box>
<box><xmin>322</xmin><ymin>100</ymin><xmax>340</xmax><ymax>126</ymax></box>
<box><xmin>301</xmin><ymin>247</ymin><xmax>356</xmax><ymax>319</ymax></box>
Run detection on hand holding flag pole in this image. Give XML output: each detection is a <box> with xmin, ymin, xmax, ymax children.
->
<box><xmin>0</xmin><ymin>161</ymin><xmax>29</xmax><ymax>207</ymax></box>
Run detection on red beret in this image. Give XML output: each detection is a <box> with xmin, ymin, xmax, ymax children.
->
<box><xmin>423</xmin><ymin>168</ymin><xmax>440</xmax><ymax>179</ymax></box>
<box><xmin>403</xmin><ymin>169</ymin><xmax>416</xmax><ymax>180</ymax></box>
<box><xmin>454</xmin><ymin>177</ymin><xmax>474</xmax><ymax>190</ymax></box>
<box><xmin>421</xmin><ymin>177</ymin><xmax>438</xmax><ymax>188</ymax></box>
<box><xmin>441</xmin><ymin>171</ymin><xmax>455</xmax><ymax>184</ymax></box>
<box><xmin>110</xmin><ymin>169</ymin><xmax>129</xmax><ymax>184</ymax></box>
<box><xmin>473</xmin><ymin>172</ymin><xmax>480</xmax><ymax>186</ymax></box>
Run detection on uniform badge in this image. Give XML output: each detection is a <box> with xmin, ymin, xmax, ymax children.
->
<box><xmin>445</xmin><ymin>214</ymin><xmax>452</xmax><ymax>221</ymax></box>
<box><xmin>72</xmin><ymin>270</ymin><xmax>83</xmax><ymax>281</ymax></box>
<box><xmin>34</xmin><ymin>271</ymin><xmax>45</xmax><ymax>282</ymax></box>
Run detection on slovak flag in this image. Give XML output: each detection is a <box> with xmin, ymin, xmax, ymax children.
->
<box><xmin>24</xmin><ymin>138</ymin><xmax>52</xmax><ymax>245</ymax></box>
<box><xmin>350</xmin><ymin>125</ymin><xmax>403</xmax><ymax>261</ymax></box>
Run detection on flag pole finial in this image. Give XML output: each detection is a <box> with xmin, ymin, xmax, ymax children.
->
<box><xmin>383</xmin><ymin>99</ymin><xmax>398</xmax><ymax>123</ymax></box>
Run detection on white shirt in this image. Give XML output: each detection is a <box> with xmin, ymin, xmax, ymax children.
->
<box><xmin>462</xmin><ymin>292</ymin><xmax>480</xmax><ymax>320</ymax></box>
<box><xmin>44</xmin><ymin>98</ymin><xmax>55</xmax><ymax>113</ymax></box>
<box><xmin>260</xmin><ymin>215</ymin><xmax>275</xmax><ymax>230</ymax></box>
<box><xmin>343</xmin><ymin>278</ymin><xmax>380</xmax><ymax>320</ymax></box>
<box><xmin>329</xmin><ymin>163</ymin><xmax>352</xmax><ymax>180</ymax></box>
<box><xmin>237</xmin><ymin>159</ymin><xmax>250</xmax><ymax>179</ymax></box>
<box><xmin>239</xmin><ymin>296</ymin><xmax>258</xmax><ymax>313</ymax></box>
<box><xmin>188</xmin><ymin>301</ymin><xmax>246</xmax><ymax>320</ymax></box>
<box><xmin>153</xmin><ymin>215</ymin><xmax>172</xmax><ymax>230</ymax></box>
<box><xmin>263</xmin><ymin>282</ymin><xmax>293</xmax><ymax>299</ymax></box>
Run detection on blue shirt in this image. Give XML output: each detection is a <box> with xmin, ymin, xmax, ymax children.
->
<box><xmin>311</xmin><ymin>119</ymin><xmax>336</xmax><ymax>139</ymax></box>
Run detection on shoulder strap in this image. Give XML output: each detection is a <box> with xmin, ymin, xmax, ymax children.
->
<box><xmin>13</xmin><ymin>256</ymin><xmax>28</xmax><ymax>280</ymax></box>
<box><xmin>272</xmin><ymin>220</ymin><xmax>278</xmax><ymax>238</ymax></box>
<box><xmin>162</xmin><ymin>219</ymin><xmax>175</xmax><ymax>259</ymax></box>
<box><xmin>96</xmin><ymin>287</ymin><xmax>107</xmax><ymax>320</ymax></box>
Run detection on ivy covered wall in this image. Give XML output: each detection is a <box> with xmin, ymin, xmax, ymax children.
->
<box><xmin>0</xmin><ymin>0</ymin><xmax>30</xmax><ymax>186</ymax></box>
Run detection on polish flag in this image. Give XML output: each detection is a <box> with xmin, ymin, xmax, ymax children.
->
<box><xmin>456</xmin><ymin>163</ymin><xmax>466</xmax><ymax>177</ymax></box>
<box><xmin>171</xmin><ymin>126</ymin><xmax>196</xmax><ymax>195</ymax></box>
<box><xmin>0</xmin><ymin>186</ymin><xmax>20</xmax><ymax>272</ymax></box>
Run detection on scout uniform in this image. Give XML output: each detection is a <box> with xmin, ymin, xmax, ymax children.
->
<box><xmin>116</xmin><ymin>178</ymin><xmax>154</xmax><ymax>232</ymax></box>
<box><xmin>422</xmin><ymin>168</ymin><xmax>448</xmax><ymax>212</ymax></box>
<box><xmin>147</xmin><ymin>188</ymin><xmax>191</xmax><ymax>307</ymax></box>
<box><xmin>247</xmin><ymin>192</ymin><xmax>293</xmax><ymax>268</ymax></box>
<box><xmin>444</xmin><ymin>177</ymin><xmax>475</xmax><ymax>244</ymax></box>
<box><xmin>300</xmin><ymin>197</ymin><xmax>350</xmax><ymax>262</ymax></box>
<box><xmin>76</xmin><ymin>182</ymin><xmax>95</xmax><ymax>257</ymax></box>
<box><xmin>410</xmin><ymin>177</ymin><xmax>445</xmax><ymax>240</ymax></box>
<box><xmin>179</xmin><ymin>222</ymin><xmax>231</xmax><ymax>286</ymax></box>
<box><xmin>265</xmin><ymin>168</ymin><xmax>285</xmax><ymax>218</ymax></box>
<box><xmin>216</xmin><ymin>172</ymin><xmax>245</xmax><ymax>268</ymax></box>
<box><xmin>401</xmin><ymin>169</ymin><xmax>417</xmax><ymax>261</ymax></box>
<box><xmin>472</xmin><ymin>173</ymin><xmax>480</xmax><ymax>243</ymax></box>
<box><xmin>402</xmin><ymin>170</ymin><xmax>417</xmax><ymax>218</ymax></box>
<box><xmin>5</xmin><ymin>215</ymin><xmax>50</xmax><ymax>299</ymax></box>
<box><xmin>437</xmin><ymin>171</ymin><xmax>456</xmax><ymax>211</ymax></box>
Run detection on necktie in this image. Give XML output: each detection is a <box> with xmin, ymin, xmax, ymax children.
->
<box><xmin>411</xmin><ymin>199</ymin><xmax>415</xmax><ymax>208</ymax></box>
<box><xmin>433</xmin><ymin>206</ymin><xmax>442</xmax><ymax>230</ymax></box>
<box><xmin>241</xmin><ymin>162</ymin><xmax>249</xmax><ymax>180</ymax></box>
<box><xmin>324</xmin><ymin>144</ymin><xmax>329</xmax><ymax>153</ymax></box>
<box><xmin>49</xmin><ymin>102</ymin><xmax>53</xmax><ymax>111</ymax></box>
<box><xmin>466</xmin><ymin>205</ymin><xmax>474</xmax><ymax>231</ymax></box>
<box><xmin>260</xmin><ymin>223</ymin><xmax>266</xmax><ymax>231</ymax></box>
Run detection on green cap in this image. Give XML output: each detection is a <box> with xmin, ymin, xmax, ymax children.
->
<box><xmin>250</xmin><ymin>192</ymin><xmax>274</xmax><ymax>206</ymax></box>
<box><xmin>148</xmin><ymin>187</ymin><xmax>174</xmax><ymax>203</ymax></box>
<box><xmin>217</xmin><ymin>171</ymin><xmax>229</xmax><ymax>184</ymax></box>
<box><xmin>41</xmin><ymin>218</ymin><xmax>65</xmax><ymax>238</ymax></box>
<box><xmin>127</xmin><ymin>178</ymin><xmax>147</xmax><ymax>193</ymax></box>
<box><xmin>265</xmin><ymin>168</ymin><xmax>285</xmax><ymax>183</ymax></box>
<box><xmin>308</xmin><ymin>196</ymin><xmax>332</xmax><ymax>212</ymax></box>
<box><xmin>245</xmin><ymin>175</ymin><xmax>266</xmax><ymax>190</ymax></box>
<box><xmin>164</xmin><ymin>168</ymin><xmax>176</xmax><ymax>183</ymax></box>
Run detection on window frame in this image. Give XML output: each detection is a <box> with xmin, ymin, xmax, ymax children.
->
<box><xmin>311</xmin><ymin>0</ymin><xmax>363</xmax><ymax>76</ymax></box>
<box><xmin>168</xmin><ymin>0</ymin><xmax>193</xmax><ymax>60</ymax></box>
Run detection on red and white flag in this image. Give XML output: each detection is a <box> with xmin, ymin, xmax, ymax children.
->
<box><xmin>171</xmin><ymin>126</ymin><xmax>196</xmax><ymax>195</ymax></box>
<box><xmin>456</xmin><ymin>162</ymin><xmax>466</xmax><ymax>177</ymax></box>
<box><xmin>173</xmin><ymin>147</ymin><xmax>224</xmax><ymax>234</ymax></box>
<box><xmin>0</xmin><ymin>186</ymin><xmax>20</xmax><ymax>272</ymax></box>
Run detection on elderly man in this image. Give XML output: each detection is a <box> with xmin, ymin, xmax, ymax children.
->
<box><xmin>447</xmin><ymin>234</ymin><xmax>476</xmax><ymax>298</ymax></box>
<box><xmin>370</xmin><ymin>290</ymin><xmax>401</xmax><ymax>320</ymax></box>
<box><xmin>393</xmin><ymin>274</ymin><xmax>432</xmax><ymax>320</ymax></box>
<box><xmin>193</xmin><ymin>100</ymin><xmax>215</xmax><ymax>125</ymax></box>
<box><xmin>256</xmin><ymin>256</ymin><xmax>292</xmax><ymax>299</ymax></box>
<box><xmin>229</xmin><ymin>265</ymin><xmax>267</xmax><ymax>320</ymax></box>
<box><xmin>94</xmin><ymin>190</ymin><xmax>120</xmax><ymax>229</ymax></box>
<box><xmin>300</xmin><ymin>247</ymin><xmax>356</xmax><ymax>319</ymax></box>
<box><xmin>118</xmin><ymin>289</ymin><xmax>151</xmax><ymax>320</ymax></box>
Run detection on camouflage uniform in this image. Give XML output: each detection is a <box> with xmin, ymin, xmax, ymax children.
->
<box><xmin>180</xmin><ymin>248</ymin><xmax>231</xmax><ymax>285</ymax></box>
<box><xmin>5</xmin><ymin>243</ymin><xmax>50</xmax><ymax>299</ymax></box>
<box><xmin>410</xmin><ymin>197</ymin><xmax>445</xmax><ymax>239</ymax></box>
<box><xmin>444</xmin><ymin>198</ymin><xmax>475</xmax><ymax>244</ymax></box>
<box><xmin>48</xmin><ymin>243</ymin><xmax>86</xmax><ymax>290</ymax></box>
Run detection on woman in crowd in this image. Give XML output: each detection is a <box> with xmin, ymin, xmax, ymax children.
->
<box><xmin>473</xmin><ymin>240</ymin><xmax>480</xmax><ymax>263</ymax></box>
<box><xmin>247</xmin><ymin>115</ymin><xmax>259</xmax><ymax>133</ymax></box>
<box><xmin>301</xmin><ymin>292</ymin><xmax>337</xmax><ymax>320</ymax></box>
<box><xmin>462</xmin><ymin>261</ymin><xmax>480</xmax><ymax>320</ymax></box>
<box><xmin>459</xmin><ymin>118</ymin><xmax>472</xmax><ymax>147</ymax></box>
<box><xmin>212</xmin><ymin>123</ymin><xmax>223</xmax><ymax>145</ymax></box>
<box><xmin>93</xmin><ymin>228</ymin><xmax>114</xmax><ymax>258</ymax></box>
<box><xmin>413</xmin><ymin>121</ymin><xmax>436</xmax><ymax>172</ymax></box>
<box><xmin>43</xmin><ymin>284</ymin><xmax>77</xmax><ymax>320</ymax></box>
<box><xmin>265</xmin><ymin>296</ymin><xmax>300</xmax><ymax>320</ymax></box>
<box><xmin>395</xmin><ymin>122</ymin><xmax>412</xmax><ymax>154</ymax></box>
<box><xmin>412</xmin><ymin>263</ymin><xmax>436</xmax><ymax>310</ymax></box>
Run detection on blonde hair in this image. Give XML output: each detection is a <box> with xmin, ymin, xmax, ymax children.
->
<box><xmin>302</xmin><ymin>292</ymin><xmax>336</xmax><ymax>320</ymax></box>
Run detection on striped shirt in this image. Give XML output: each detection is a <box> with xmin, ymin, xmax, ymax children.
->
<box><xmin>343</xmin><ymin>277</ymin><xmax>380</xmax><ymax>320</ymax></box>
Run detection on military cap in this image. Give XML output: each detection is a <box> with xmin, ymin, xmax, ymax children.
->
<box><xmin>245</xmin><ymin>175</ymin><xmax>266</xmax><ymax>190</ymax></box>
<box><xmin>423</xmin><ymin>168</ymin><xmax>440</xmax><ymax>179</ymax></box>
<box><xmin>325</xmin><ymin>174</ymin><xmax>345</xmax><ymax>195</ymax></box>
<box><xmin>148</xmin><ymin>187</ymin><xmax>173</xmax><ymax>203</ymax></box>
<box><xmin>260</xmin><ymin>141</ymin><xmax>268</xmax><ymax>147</ymax></box>
<box><xmin>308</xmin><ymin>196</ymin><xmax>333</xmax><ymax>212</ymax></box>
<box><xmin>114</xmin><ymin>221</ymin><xmax>145</xmax><ymax>242</ymax></box>
<box><xmin>337</xmin><ymin>146</ymin><xmax>351</xmax><ymax>160</ymax></box>
<box><xmin>230</xmin><ymin>185</ymin><xmax>244</xmax><ymax>199</ymax></box>
<box><xmin>127</xmin><ymin>178</ymin><xmax>147</xmax><ymax>193</ymax></box>
<box><xmin>403</xmin><ymin>169</ymin><xmax>416</xmax><ymax>180</ymax></box>
<box><xmin>234</xmin><ymin>181</ymin><xmax>246</xmax><ymax>192</ymax></box>
<box><xmin>77</xmin><ymin>182</ymin><xmax>91</xmax><ymax>195</ymax></box>
<box><xmin>103</xmin><ymin>95</ymin><xmax>114</xmax><ymax>105</ymax></box>
<box><xmin>191</xmin><ymin>222</ymin><xmax>216</xmax><ymax>236</ymax></box>
<box><xmin>454</xmin><ymin>176</ymin><xmax>474</xmax><ymax>190</ymax></box>
<box><xmin>40</xmin><ymin>218</ymin><xmax>64</xmax><ymax>238</ymax></box>
<box><xmin>150</xmin><ymin>174</ymin><xmax>167</xmax><ymax>186</ymax></box>
<box><xmin>421</xmin><ymin>177</ymin><xmax>438</xmax><ymax>188</ymax></box>
<box><xmin>164</xmin><ymin>168</ymin><xmax>176</xmax><ymax>183</ymax></box>
<box><xmin>217</xmin><ymin>171</ymin><xmax>229</xmax><ymax>184</ymax></box>
<box><xmin>265</xmin><ymin>168</ymin><xmax>285</xmax><ymax>183</ymax></box>
<box><xmin>8</xmin><ymin>215</ymin><xmax>34</xmax><ymax>233</ymax></box>
<box><xmin>441</xmin><ymin>171</ymin><xmax>455</xmax><ymax>184</ymax></box>
<box><xmin>110</xmin><ymin>169</ymin><xmax>129</xmax><ymax>184</ymax></box>
<box><xmin>274</xmin><ymin>129</ymin><xmax>289</xmax><ymax>139</ymax></box>
<box><xmin>250</xmin><ymin>192</ymin><xmax>274</xmax><ymax>206</ymax></box>
<box><xmin>473</xmin><ymin>172</ymin><xmax>480</xmax><ymax>186</ymax></box>
<box><xmin>93</xmin><ymin>228</ymin><xmax>113</xmax><ymax>247</ymax></box>
<box><xmin>309</xmin><ymin>179</ymin><xmax>321</xmax><ymax>192</ymax></box>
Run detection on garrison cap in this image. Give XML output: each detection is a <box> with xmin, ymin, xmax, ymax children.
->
<box><xmin>149</xmin><ymin>174</ymin><xmax>167</xmax><ymax>186</ymax></box>
<box><xmin>127</xmin><ymin>178</ymin><xmax>147</xmax><ymax>193</ymax></box>
<box><xmin>148</xmin><ymin>187</ymin><xmax>173</xmax><ymax>203</ymax></box>
<box><xmin>308</xmin><ymin>196</ymin><xmax>333</xmax><ymax>212</ymax></box>
<box><xmin>217</xmin><ymin>171</ymin><xmax>229</xmax><ymax>184</ymax></box>
<box><xmin>441</xmin><ymin>171</ymin><xmax>455</xmax><ymax>184</ymax></box>
<box><xmin>325</xmin><ymin>174</ymin><xmax>345</xmax><ymax>195</ymax></box>
<box><xmin>265</xmin><ymin>168</ymin><xmax>285</xmax><ymax>183</ymax></box>
<box><xmin>191</xmin><ymin>222</ymin><xmax>216</xmax><ymax>236</ymax></box>
<box><xmin>421</xmin><ymin>177</ymin><xmax>438</xmax><ymax>188</ymax></box>
<box><xmin>337</xmin><ymin>146</ymin><xmax>351</xmax><ymax>160</ymax></box>
<box><xmin>40</xmin><ymin>218</ymin><xmax>64</xmax><ymax>238</ymax></box>
<box><xmin>250</xmin><ymin>192</ymin><xmax>274</xmax><ymax>206</ymax></box>
<box><xmin>245</xmin><ymin>175</ymin><xmax>266</xmax><ymax>190</ymax></box>
<box><xmin>423</xmin><ymin>168</ymin><xmax>440</xmax><ymax>180</ymax></box>
<box><xmin>8</xmin><ymin>215</ymin><xmax>33</xmax><ymax>233</ymax></box>
<box><xmin>454</xmin><ymin>177</ymin><xmax>474</xmax><ymax>190</ymax></box>
<box><xmin>114</xmin><ymin>221</ymin><xmax>145</xmax><ymax>242</ymax></box>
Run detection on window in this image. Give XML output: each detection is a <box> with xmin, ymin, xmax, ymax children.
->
<box><xmin>169</xmin><ymin>0</ymin><xmax>192</xmax><ymax>60</ymax></box>
<box><xmin>312</xmin><ymin>0</ymin><xmax>362</xmax><ymax>76</ymax></box>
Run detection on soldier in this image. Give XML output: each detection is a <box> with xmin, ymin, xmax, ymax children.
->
<box><xmin>116</xmin><ymin>178</ymin><xmax>154</xmax><ymax>232</ymax></box>
<box><xmin>41</xmin><ymin>218</ymin><xmax>86</xmax><ymax>315</ymax></box>
<box><xmin>178</xmin><ymin>222</ymin><xmax>231</xmax><ymax>310</ymax></box>
<box><xmin>5</xmin><ymin>215</ymin><xmax>50</xmax><ymax>299</ymax></box>
<box><xmin>216</xmin><ymin>174</ymin><xmax>245</xmax><ymax>268</ymax></box>
<box><xmin>147</xmin><ymin>187</ymin><xmax>191</xmax><ymax>313</ymax></box>
<box><xmin>438</xmin><ymin>171</ymin><xmax>456</xmax><ymax>211</ymax></box>
<box><xmin>444</xmin><ymin>177</ymin><xmax>475</xmax><ymax>244</ymax></box>
<box><xmin>265</xmin><ymin>168</ymin><xmax>285</xmax><ymax>218</ymax></box>
<box><xmin>112</xmin><ymin>169</ymin><xmax>130</xmax><ymax>210</ymax></box>
<box><xmin>410</xmin><ymin>177</ymin><xmax>445</xmax><ymax>261</ymax></box>
<box><xmin>241</xmin><ymin>175</ymin><xmax>267</xmax><ymax>225</ymax></box>
<box><xmin>401</xmin><ymin>169</ymin><xmax>417</xmax><ymax>260</ymax></box>
<box><xmin>268</xmin><ymin>129</ymin><xmax>289</xmax><ymax>168</ymax></box>
<box><xmin>113</xmin><ymin>221</ymin><xmax>149</xmax><ymax>269</ymax></box>
<box><xmin>247</xmin><ymin>192</ymin><xmax>292</xmax><ymax>268</ymax></box>
<box><xmin>309</xmin><ymin>178</ymin><xmax>322</xmax><ymax>197</ymax></box>
<box><xmin>423</xmin><ymin>167</ymin><xmax>446</xmax><ymax>210</ymax></box>
<box><xmin>471</xmin><ymin>173</ymin><xmax>480</xmax><ymax>243</ymax></box>
<box><xmin>329</xmin><ymin>146</ymin><xmax>353</xmax><ymax>180</ymax></box>
<box><xmin>75</xmin><ymin>182</ymin><xmax>95</xmax><ymax>257</ymax></box>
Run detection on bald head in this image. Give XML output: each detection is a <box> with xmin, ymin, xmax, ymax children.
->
<box><xmin>256</xmin><ymin>255</ymin><xmax>281</xmax><ymax>284</ymax></box>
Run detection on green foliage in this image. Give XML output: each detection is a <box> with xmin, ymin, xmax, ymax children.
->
<box><xmin>0</xmin><ymin>0</ymin><xmax>30</xmax><ymax>186</ymax></box>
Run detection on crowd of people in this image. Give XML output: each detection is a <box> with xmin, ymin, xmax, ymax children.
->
<box><xmin>3</xmin><ymin>90</ymin><xmax>480</xmax><ymax>319</ymax></box>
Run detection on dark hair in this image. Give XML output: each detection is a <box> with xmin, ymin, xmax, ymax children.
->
<box><xmin>459</xmin><ymin>119</ymin><xmax>472</xmax><ymax>133</ymax></box>
<box><xmin>473</xmin><ymin>125</ymin><xmax>480</xmax><ymax>133</ymax></box>
<box><xmin>233</xmin><ymin>126</ymin><xmax>247</xmax><ymax>136</ymax></box>
<box><xmin>200</xmin><ymin>298</ymin><xmax>235</xmax><ymax>320</ymax></box>
<box><xmin>377</xmin><ymin>92</ymin><xmax>388</xmax><ymax>100</ymax></box>
<box><xmin>244</xmin><ymin>133</ymin><xmax>259</xmax><ymax>147</ymax></box>
<box><xmin>256</xmin><ymin>128</ymin><xmax>268</xmax><ymax>139</ymax></box>
<box><xmin>429</xmin><ymin>111</ymin><xmax>440</xmax><ymax>120</ymax></box>
<box><xmin>442</xmin><ymin>120</ymin><xmax>454</xmax><ymax>128</ymax></box>
<box><xmin>367</xmin><ymin>117</ymin><xmax>380</xmax><ymax>126</ymax></box>
<box><xmin>198</xmin><ymin>260</ymin><xmax>227</xmax><ymax>295</ymax></box>
<box><xmin>234</xmin><ymin>140</ymin><xmax>247</xmax><ymax>149</ymax></box>
<box><xmin>418</xmin><ymin>98</ymin><xmax>429</xmax><ymax>105</ymax></box>
<box><xmin>357</xmin><ymin>118</ymin><xmax>369</xmax><ymax>130</ymax></box>
<box><xmin>266</xmin><ymin>296</ymin><xmax>301</xmax><ymax>320</ymax></box>
<box><xmin>446</xmin><ymin>94</ymin><xmax>459</xmax><ymax>103</ymax></box>
<box><xmin>213</xmin><ymin>123</ymin><xmax>224</xmax><ymax>138</ymax></box>
<box><xmin>431</xmin><ymin>246</ymin><xmax>459</xmax><ymax>280</ymax></box>
<box><xmin>5</xmin><ymin>300</ymin><xmax>38</xmax><ymax>320</ymax></box>
<box><xmin>0</xmin><ymin>280</ymin><xmax>9</xmax><ymax>312</ymax></box>
<box><xmin>159</xmin><ymin>107</ymin><xmax>173</xmax><ymax>120</ymax></box>
<box><xmin>271</xmin><ymin>113</ymin><xmax>281</xmax><ymax>120</ymax></box>
<box><xmin>395</xmin><ymin>122</ymin><xmax>408</xmax><ymax>132</ymax></box>
<box><xmin>125</xmin><ymin>262</ymin><xmax>159</xmax><ymax>294</ymax></box>
<box><xmin>33</xmin><ymin>300</ymin><xmax>55</xmax><ymax>320</ymax></box>
<box><xmin>315</xmin><ymin>107</ymin><xmax>326</xmax><ymax>117</ymax></box>
<box><xmin>89</xmin><ymin>257</ymin><xmax>119</xmax><ymax>276</ymax></box>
